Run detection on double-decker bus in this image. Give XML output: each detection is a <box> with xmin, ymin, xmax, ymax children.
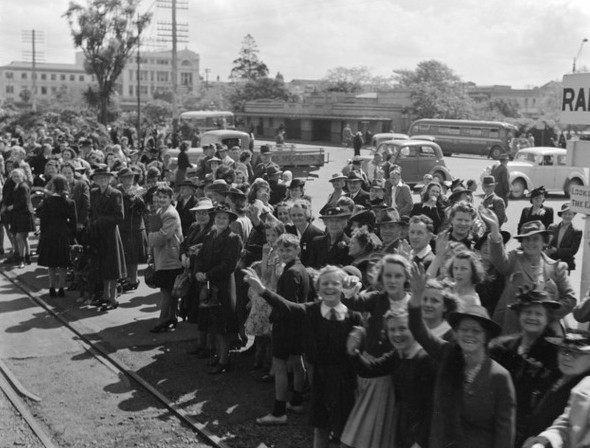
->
<box><xmin>408</xmin><ymin>119</ymin><xmax>518</xmax><ymax>159</ymax></box>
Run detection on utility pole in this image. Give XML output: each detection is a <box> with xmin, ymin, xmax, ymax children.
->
<box><xmin>157</xmin><ymin>0</ymin><xmax>188</xmax><ymax>147</ymax></box>
<box><xmin>22</xmin><ymin>29</ymin><xmax>44</xmax><ymax>112</ymax></box>
<box><xmin>205</xmin><ymin>68</ymin><xmax>210</xmax><ymax>89</ymax></box>
<box><xmin>136</xmin><ymin>14</ymin><xmax>142</xmax><ymax>149</ymax></box>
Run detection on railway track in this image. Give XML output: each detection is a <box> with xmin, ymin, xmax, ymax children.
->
<box><xmin>0</xmin><ymin>268</ymin><xmax>232</xmax><ymax>448</ymax></box>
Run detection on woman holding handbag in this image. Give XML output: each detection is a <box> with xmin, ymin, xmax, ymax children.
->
<box><xmin>148</xmin><ymin>184</ymin><xmax>183</xmax><ymax>333</ymax></box>
<box><xmin>194</xmin><ymin>204</ymin><xmax>242</xmax><ymax>374</ymax></box>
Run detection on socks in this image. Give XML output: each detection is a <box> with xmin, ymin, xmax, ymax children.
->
<box><xmin>272</xmin><ymin>399</ymin><xmax>286</xmax><ymax>417</ymax></box>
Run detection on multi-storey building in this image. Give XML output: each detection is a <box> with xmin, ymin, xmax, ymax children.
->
<box><xmin>0</xmin><ymin>48</ymin><xmax>200</xmax><ymax>109</ymax></box>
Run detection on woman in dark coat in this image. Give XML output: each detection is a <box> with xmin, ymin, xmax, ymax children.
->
<box><xmin>195</xmin><ymin>204</ymin><xmax>241</xmax><ymax>373</ymax></box>
<box><xmin>61</xmin><ymin>162</ymin><xmax>90</xmax><ymax>232</ymax></box>
<box><xmin>410</xmin><ymin>181</ymin><xmax>446</xmax><ymax>233</ymax></box>
<box><xmin>9</xmin><ymin>168</ymin><xmax>35</xmax><ymax>268</ymax></box>
<box><xmin>408</xmin><ymin>264</ymin><xmax>516</xmax><ymax>448</ymax></box>
<box><xmin>488</xmin><ymin>287</ymin><xmax>561</xmax><ymax>447</ymax></box>
<box><xmin>518</xmin><ymin>186</ymin><xmax>554</xmax><ymax>232</ymax></box>
<box><xmin>116</xmin><ymin>168</ymin><xmax>148</xmax><ymax>291</ymax></box>
<box><xmin>37</xmin><ymin>175</ymin><xmax>77</xmax><ymax>297</ymax></box>
<box><xmin>88</xmin><ymin>166</ymin><xmax>127</xmax><ymax>310</ymax></box>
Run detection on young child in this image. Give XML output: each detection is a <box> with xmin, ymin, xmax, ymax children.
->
<box><xmin>243</xmin><ymin>264</ymin><xmax>363</xmax><ymax>448</ymax></box>
<box><xmin>255</xmin><ymin>233</ymin><xmax>310</xmax><ymax>426</ymax></box>
<box><xmin>347</xmin><ymin>309</ymin><xmax>437</xmax><ymax>448</ymax></box>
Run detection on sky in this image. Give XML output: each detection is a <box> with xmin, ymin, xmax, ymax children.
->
<box><xmin>1</xmin><ymin>0</ymin><xmax>590</xmax><ymax>88</ymax></box>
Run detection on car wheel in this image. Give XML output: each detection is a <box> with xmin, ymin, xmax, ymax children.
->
<box><xmin>511</xmin><ymin>179</ymin><xmax>526</xmax><ymax>199</ymax></box>
<box><xmin>432</xmin><ymin>170</ymin><xmax>446</xmax><ymax>184</ymax></box>
<box><xmin>489</xmin><ymin>146</ymin><xmax>504</xmax><ymax>160</ymax></box>
<box><xmin>565</xmin><ymin>178</ymin><xmax>583</xmax><ymax>197</ymax></box>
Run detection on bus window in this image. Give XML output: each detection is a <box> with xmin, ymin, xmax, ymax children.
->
<box><xmin>440</xmin><ymin>126</ymin><xmax>461</xmax><ymax>135</ymax></box>
<box><xmin>416</xmin><ymin>124</ymin><xmax>430</xmax><ymax>132</ymax></box>
<box><xmin>467</xmin><ymin>128</ymin><xmax>483</xmax><ymax>136</ymax></box>
<box><xmin>489</xmin><ymin>128</ymin><xmax>499</xmax><ymax>138</ymax></box>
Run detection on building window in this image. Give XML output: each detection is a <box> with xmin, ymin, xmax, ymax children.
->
<box><xmin>41</xmin><ymin>86</ymin><xmax>47</xmax><ymax>95</ymax></box>
<box><xmin>51</xmin><ymin>74</ymin><xmax>56</xmax><ymax>81</ymax></box>
<box><xmin>180</xmin><ymin>72</ymin><xmax>192</xmax><ymax>85</ymax></box>
<box><xmin>150</xmin><ymin>71</ymin><xmax>154</xmax><ymax>82</ymax></box>
<box><xmin>51</xmin><ymin>87</ymin><xmax>57</xmax><ymax>93</ymax></box>
<box><xmin>6</xmin><ymin>86</ymin><xmax>14</xmax><ymax>93</ymax></box>
<box><xmin>140</xmin><ymin>85</ymin><xmax>148</xmax><ymax>95</ymax></box>
<box><xmin>5</xmin><ymin>72</ymin><xmax>13</xmax><ymax>79</ymax></box>
<box><xmin>41</xmin><ymin>73</ymin><xmax>47</xmax><ymax>80</ymax></box>
<box><xmin>157</xmin><ymin>59</ymin><xmax>169</xmax><ymax>65</ymax></box>
<box><xmin>61</xmin><ymin>74</ymin><xmax>66</xmax><ymax>81</ymax></box>
<box><xmin>140</xmin><ymin>70</ymin><xmax>148</xmax><ymax>81</ymax></box>
<box><xmin>129</xmin><ymin>85</ymin><xmax>134</xmax><ymax>96</ymax></box>
<box><xmin>21</xmin><ymin>72</ymin><xmax>27</xmax><ymax>79</ymax></box>
<box><xmin>79</xmin><ymin>75</ymin><xmax>84</xmax><ymax>81</ymax></box>
<box><xmin>70</xmin><ymin>74</ymin><xmax>75</xmax><ymax>81</ymax></box>
<box><xmin>181</xmin><ymin>60</ymin><xmax>191</xmax><ymax>67</ymax></box>
<box><xmin>156</xmin><ymin>71</ymin><xmax>169</xmax><ymax>82</ymax></box>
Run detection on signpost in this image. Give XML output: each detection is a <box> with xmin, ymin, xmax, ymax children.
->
<box><xmin>570</xmin><ymin>185</ymin><xmax>590</xmax><ymax>305</ymax></box>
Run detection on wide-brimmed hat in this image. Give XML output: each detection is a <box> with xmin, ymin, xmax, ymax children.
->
<box><xmin>209</xmin><ymin>204</ymin><xmax>238</xmax><ymax>222</ymax></box>
<box><xmin>117</xmin><ymin>167</ymin><xmax>137</xmax><ymax>179</ymax></box>
<box><xmin>350</xmin><ymin>209</ymin><xmax>376</xmax><ymax>228</ymax></box>
<box><xmin>177</xmin><ymin>180</ymin><xmax>198</xmax><ymax>189</ymax></box>
<box><xmin>205</xmin><ymin>179</ymin><xmax>230</xmax><ymax>194</ymax></box>
<box><xmin>266</xmin><ymin>165</ymin><xmax>283</xmax><ymax>177</ymax></box>
<box><xmin>474</xmin><ymin>230</ymin><xmax>511</xmax><ymax>251</ymax></box>
<box><xmin>508</xmin><ymin>286</ymin><xmax>561</xmax><ymax>312</ymax></box>
<box><xmin>222</xmin><ymin>186</ymin><xmax>247</xmax><ymax>199</ymax></box>
<box><xmin>378</xmin><ymin>207</ymin><xmax>402</xmax><ymax>224</ymax></box>
<box><xmin>329</xmin><ymin>173</ymin><xmax>347</xmax><ymax>183</ymax></box>
<box><xmin>482</xmin><ymin>176</ymin><xmax>496</xmax><ymax>186</ymax></box>
<box><xmin>207</xmin><ymin>156</ymin><xmax>222</xmax><ymax>165</ymax></box>
<box><xmin>448</xmin><ymin>187</ymin><xmax>472</xmax><ymax>203</ymax></box>
<box><xmin>90</xmin><ymin>165</ymin><xmax>115</xmax><ymax>179</ymax></box>
<box><xmin>528</xmin><ymin>186</ymin><xmax>547</xmax><ymax>199</ymax></box>
<box><xmin>499</xmin><ymin>153</ymin><xmax>510</xmax><ymax>161</ymax></box>
<box><xmin>320</xmin><ymin>206</ymin><xmax>352</xmax><ymax>219</ymax></box>
<box><xmin>289</xmin><ymin>178</ymin><xmax>306</xmax><ymax>189</ymax></box>
<box><xmin>347</xmin><ymin>171</ymin><xmax>364</xmax><ymax>182</ymax></box>
<box><xmin>447</xmin><ymin>305</ymin><xmax>501</xmax><ymax>338</ymax></box>
<box><xmin>189</xmin><ymin>198</ymin><xmax>215</xmax><ymax>212</ymax></box>
<box><xmin>450</xmin><ymin>178</ymin><xmax>465</xmax><ymax>191</ymax></box>
<box><xmin>558</xmin><ymin>202</ymin><xmax>574</xmax><ymax>217</ymax></box>
<box><xmin>546</xmin><ymin>330</ymin><xmax>590</xmax><ymax>354</ymax></box>
<box><xmin>260</xmin><ymin>145</ymin><xmax>271</xmax><ymax>154</ymax></box>
<box><xmin>515</xmin><ymin>220</ymin><xmax>551</xmax><ymax>239</ymax></box>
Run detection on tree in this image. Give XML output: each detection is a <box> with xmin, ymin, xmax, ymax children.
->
<box><xmin>319</xmin><ymin>66</ymin><xmax>396</xmax><ymax>93</ymax></box>
<box><xmin>19</xmin><ymin>88</ymin><xmax>32</xmax><ymax>104</ymax></box>
<box><xmin>394</xmin><ymin>60</ymin><xmax>474</xmax><ymax>119</ymax></box>
<box><xmin>229</xmin><ymin>34</ymin><xmax>269</xmax><ymax>81</ymax></box>
<box><xmin>229</xmin><ymin>77</ymin><xmax>293</xmax><ymax>112</ymax></box>
<box><xmin>63</xmin><ymin>0</ymin><xmax>152</xmax><ymax>124</ymax></box>
<box><xmin>143</xmin><ymin>99</ymin><xmax>173</xmax><ymax>124</ymax></box>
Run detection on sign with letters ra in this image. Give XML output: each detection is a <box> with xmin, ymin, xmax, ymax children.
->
<box><xmin>561</xmin><ymin>73</ymin><xmax>590</xmax><ymax>125</ymax></box>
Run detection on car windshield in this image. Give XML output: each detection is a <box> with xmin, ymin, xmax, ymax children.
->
<box><xmin>514</xmin><ymin>152</ymin><xmax>537</xmax><ymax>163</ymax></box>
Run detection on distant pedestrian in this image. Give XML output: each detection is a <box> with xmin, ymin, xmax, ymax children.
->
<box><xmin>353</xmin><ymin>132</ymin><xmax>364</xmax><ymax>157</ymax></box>
<box><xmin>491</xmin><ymin>154</ymin><xmax>510</xmax><ymax>206</ymax></box>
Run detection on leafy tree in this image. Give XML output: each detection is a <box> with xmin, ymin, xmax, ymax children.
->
<box><xmin>394</xmin><ymin>60</ymin><xmax>474</xmax><ymax>119</ymax></box>
<box><xmin>19</xmin><ymin>88</ymin><xmax>32</xmax><ymax>104</ymax></box>
<box><xmin>229</xmin><ymin>34</ymin><xmax>269</xmax><ymax>81</ymax></box>
<box><xmin>143</xmin><ymin>99</ymin><xmax>173</xmax><ymax>124</ymax></box>
<box><xmin>229</xmin><ymin>77</ymin><xmax>293</xmax><ymax>112</ymax></box>
<box><xmin>474</xmin><ymin>98</ymin><xmax>521</xmax><ymax>120</ymax></box>
<box><xmin>63</xmin><ymin>0</ymin><xmax>152</xmax><ymax>124</ymax></box>
<box><xmin>153</xmin><ymin>88</ymin><xmax>174</xmax><ymax>104</ymax></box>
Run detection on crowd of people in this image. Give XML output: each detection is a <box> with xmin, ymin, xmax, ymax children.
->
<box><xmin>2</xmin><ymin>121</ymin><xmax>590</xmax><ymax>448</ymax></box>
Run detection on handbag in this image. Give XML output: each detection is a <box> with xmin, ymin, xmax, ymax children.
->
<box><xmin>171</xmin><ymin>268</ymin><xmax>192</xmax><ymax>299</ymax></box>
<box><xmin>144</xmin><ymin>264</ymin><xmax>157</xmax><ymax>289</ymax></box>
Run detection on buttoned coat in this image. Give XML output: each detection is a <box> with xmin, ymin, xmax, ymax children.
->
<box><xmin>482</xmin><ymin>192</ymin><xmax>507</xmax><ymax>226</ymax></box>
<box><xmin>547</xmin><ymin>222</ymin><xmax>582</xmax><ymax>271</ymax></box>
<box><xmin>384</xmin><ymin>181</ymin><xmax>413</xmax><ymax>216</ymax></box>
<box><xmin>286</xmin><ymin>223</ymin><xmax>324</xmax><ymax>267</ymax></box>
<box><xmin>147</xmin><ymin>204</ymin><xmax>183</xmax><ymax>272</ymax></box>
<box><xmin>175</xmin><ymin>195</ymin><xmax>197</xmax><ymax>236</ymax></box>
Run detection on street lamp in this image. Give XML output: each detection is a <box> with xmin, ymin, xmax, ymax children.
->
<box><xmin>573</xmin><ymin>38</ymin><xmax>588</xmax><ymax>73</ymax></box>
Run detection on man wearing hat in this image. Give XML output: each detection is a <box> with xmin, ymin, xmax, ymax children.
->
<box><xmin>204</xmin><ymin>179</ymin><xmax>230</xmax><ymax>205</ymax></box>
<box><xmin>346</xmin><ymin>171</ymin><xmax>371</xmax><ymax>209</ymax></box>
<box><xmin>546</xmin><ymin>202</ymin><xmax>582</xmax><ymax>272</ymax></box>
<box><xmin>308</xmin><ymin>206</ymin><xmax>353</xmax><ymax>269</ymax></box>
<box><xmin>320</xmin><ymin>173</ymin><xmax>347</xmax><ymax>215</ymax></box>
<box><xmin>196</xmin><ymin>144</ymin><xmax>216</xmax><ymax>180</ymax></box>
<box><xmin>175</xmin><ymin>180</ymin><xmax>198</xmax><ymax>235</ymax></box>
<box><xmin>378</xmin><ymin>207</ymin><xmax>408</xmax><ymax>254</ymax></box>
<box><xmin>254</xmin><ymin>145</ymin><xmax>279</xmax><ymax>179</ymax></box>
<box><xmin>369</xmin><ymin>178</ymin><xmax>386</xmax><ymax>208</ymax></box>
<box><xmin>491</xmin><ymin>154</ymin><xmax>511</xmax><ymax>206</ymax></box>
<box><xmin>481</xmin><ymin>175</ymin><xmax>507</xmax><ymax>227</ymax></box>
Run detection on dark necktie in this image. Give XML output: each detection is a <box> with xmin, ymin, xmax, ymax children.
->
<box><xmin>329</xmin><ymin>308</ymin><xmax>339</xmax><ymax>321</ymax></box>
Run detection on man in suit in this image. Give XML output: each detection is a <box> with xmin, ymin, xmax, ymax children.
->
<box><xmin>481</xmin><ymin>176</ymin><xmax>507</xmax><ymax>227</ymax></box>
<box><xmin>492</xmin><ymin>154</ymin><xmax>511</xmax><ymax>206</ymax></box>
<box><xmin>266</xmin><ymin>165</ymin><xmax>287</xmax><ymax>206</ymax></box>
<box><xmin>546</xmin><ymin>202</ymin><xmax>582</xmax><ymax>272</ymax></box>
<box><xmin>254</xmin><ymin>145</ymin><xmax>278</xmax><ymax>179</ymax></box>
<box><xmin>408</xmin><ymin>215</ymin><xmax>435</xmax><ymax>269</ymax></box>
<box><xmin>346</xmin><ymin>171</ymin><xmax>371</xmax><ymax>209</ymax></box>
<box><xmin>384</xmin><ymin>167</ymin><xmax>413</xmax><ymax>216</ymax></box>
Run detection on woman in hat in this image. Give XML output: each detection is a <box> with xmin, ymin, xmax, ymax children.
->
<box><xmin>518</xmin><ymin>186</ymin><xmax>554</xmax><ymax>233</ymax></box>
<box><xmin>88</xmin><ymin>166</ymin><xmax>127</xmax><ymax>310</ymax></box>
<box><xmin>116</xmin><ymin>168</ymin><xmax>148</xmax><ymax>291</ymax></box>
<box><xmin>37</xmin><ymin>174</ymin><xmax>77</xmax><ymax>297</ymax></box>
<box><xmin>545</xmin><ymin>202</ymin><xmax>582</xmax><ymax>273</ymax></box>
<box><xmin>308</xmin><ymin>206</ymin><xmax>352</xmax><ymax>269</ymax></box>
<box><xmin>174</xmin><ymin>141</ymin><xmax>192</xmax><ymax>186</ymax></box>
<box><xmin>408</xmin><ymin>263</ymin><xmax>516</xmax><ymax>448</ymax></box>
<box><xmin>522</xmin><ymin>330</ymin><xmax>590</xmax><ymax>448</ymax></box>
<box><xmin>180</xmin><ymin>198</ymin><xmax>215</xmax><ymax>353</ymax></box>
<box><xmin>410</xmin><ymin>181</ymin><xmax>446</xmax><ymax>233</ymax></box>
<box><xmin>347</xmin><ymin>227</ymin><xmax>383</xmax><ymax>288</ymax></box>
<box><xmin>479</xmin><ymin>206</ymin><xmax>576</xmax><ymax>335</ymax></box>
<box><xmin>148</xmin><ymin>184</ymin><xmax>183</xmax><ymax>331</ymax></box>
<box><xmin>194</xmin><ymin>204</ymin><xmax>242</xmax><ymax>373</ymax></box>
<box><xmin>287</xmin><ymin>199</ymin><xmax>324</xmax><ymax>267</ymax></box>
<box><xmin>489</xmin><ymin>286</ymin><xmax>562</xmax><ymax>446</ymax></box>
<box><xmin>8</xmin><ymin>168</ymin><xmax>35</xmax><ymax>268</ymax></box>
<box><xmin>319</xmin><ymin>173</ymin><xmax>347</xmax><ymax>215</ymax></box>
<box><xmin>341</xmin><ymin>254</ymin><xmax>412</xmax><ymax>448</ymax></box>
<box><xmin>175</xmin><ymin>180</ymin><xmax>198</xmax><ymax>236</ymax></box>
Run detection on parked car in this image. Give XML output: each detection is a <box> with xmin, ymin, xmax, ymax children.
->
<box><xmin>373</xmin><ymin>140</ymin><xmax>452</xmax><ymax>187</ymax></box>
<box><xmin>484</xmin><ymin>147</ymin><xmax>586</xmax><ymax>199</ymax></box>
<box><xmin>371</xmin><ymin>133</ymin><xmax>409</xmax><ymax>148</ymax></box>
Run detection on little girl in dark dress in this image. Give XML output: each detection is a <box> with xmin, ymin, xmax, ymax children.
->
<box><xmin>243</xmin><ymin>264</ymin><xmax>363</xmax><ymax>448</ymax></box>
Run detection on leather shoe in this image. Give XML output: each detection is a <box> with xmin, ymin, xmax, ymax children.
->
<box><xmin>286</xmin><ymin>403</ymin><xmax>304</xmax><ymax>414</ymax></box>
<box><xmin>208</xmin><ymin>363</ymin><xmax>230</xmax><ymax>374</ymax></box>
